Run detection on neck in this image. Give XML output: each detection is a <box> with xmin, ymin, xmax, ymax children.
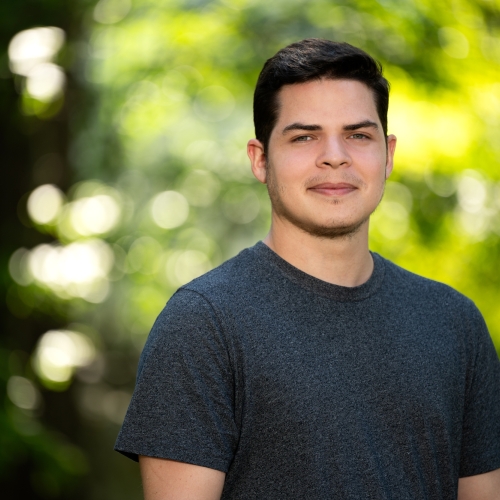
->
<box><xmin>263</xmin><ymin>217</ymin><xmax>373</xmax><ymax>287</ymax></box>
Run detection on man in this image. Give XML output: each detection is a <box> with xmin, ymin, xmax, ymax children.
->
<box><xmin>115</xmin><ymin>39</ymin><xmax>500</xmax><ymax>499</ymax></box>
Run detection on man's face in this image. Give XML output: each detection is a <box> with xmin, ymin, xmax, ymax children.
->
<box><xmin>249</xmin><ymin>78</ymin><xmax>396</xmax><ymax>239</ymax></box>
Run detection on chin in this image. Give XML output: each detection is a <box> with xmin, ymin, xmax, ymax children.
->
<box><xmin>285</xmin><ymin>212</ymin><xmax>368</xmax><ymax>240</ymax></box>
<box><xmin>267</xmin><ymin>182</ymin><xmax>371</xmax><ymax>240</ymax></box>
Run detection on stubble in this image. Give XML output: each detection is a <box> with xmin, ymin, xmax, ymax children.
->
<box><xmin>265</xmin><ymin>160</ymin><xmax>386</xmax><ymax>240</ymax></box>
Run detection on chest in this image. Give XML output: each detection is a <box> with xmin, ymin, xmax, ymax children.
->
<box><xmin>232</xmin><ymin>300</ymin><xmax>465</xmax><ymax>438</ymax></box>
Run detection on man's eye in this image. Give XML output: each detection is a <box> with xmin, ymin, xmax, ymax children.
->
<box><xmin>293</xmin><ymin>136</ymin><xmax>312</xmax><ymax>142</ymax></box>
<box><xmin>350</xmin><ymin>133</ymin><xmax>369</xmax><ymax>139</ymax></box>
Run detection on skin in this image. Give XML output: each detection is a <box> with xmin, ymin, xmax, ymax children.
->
<box><xmin>139</xmin><ymin>456</ymin><xmax>225</xmax><ymax>500</ymax></box>
<box><xmin>248</xmin><ymin>78</ymin><xmax>396</xmax><ymax>287</ymax></box>
<box><xmin>457</xmin><ymin>470</ymin><xmax>500</xmax><ymax>500</ymax></box>
<box><xmin>140</xmin><ymin>77</ymin><xmax>500</xmax><ymax>499</ymax></box>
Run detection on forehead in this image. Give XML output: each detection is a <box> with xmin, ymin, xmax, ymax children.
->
<box><xmin>275</xmin><ymin>78</ymin><xmax>379</xmax><ymax>126</ymax></box>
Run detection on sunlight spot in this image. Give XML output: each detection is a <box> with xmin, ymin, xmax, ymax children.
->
<box><xmin>8</xmin><ymin>27</ymin><xmax>65</xmax><ymax>76</ymax></box>
<box><xmin>8</xmin><ymin>248</ymin><xmax>33</xmax><ymax>286</ymax></box>
<box><xmin>151</xmin><ymin>191</ymin><xmax>189</xmax><ymax>229</ymax></box>
<box><xmin>7</xmin><ymin>376</ymin><xmax>41</xmax><ymax>410</ymax></box>
<box><xmin>94</xmin><ymin>0</ymin><xmax>131</xmax><ymax>24</ymax></box>
<box><xmin>27</xmin><ymin>240</ymin><xmax>113</xmax><ymax>302</ymax></box>
<box><xmin>26</xmin><ymin>63</ymin><xmax>65</xmax><ymax>102</ymax></box>
<box><xmin>390</xmin><ymin>94</ymin><xmax>474</xmax><ymax>163</ymax></box>
<box><xmin>70</xmin><ymin>195</ymin><xmax>121</xmax><ymax>235</ymax></box>
<box><xmin>33</xmin><ymin>330</ymin><xmax>95</xmax><ymax>383</ymax></box>
<box><xmin>456</xmin><ymin>210</ymin><xmax>489</xmax><ymax>240</ymax></box>
<box><xmin>27</xmin><ymin>184</ymin><xmax>64</xmax><ymax>225</ymax></box>
<box><xmin>457</xmin><ymin>171</ymin><xmax>487</xmax><ymax>214</ymax></box>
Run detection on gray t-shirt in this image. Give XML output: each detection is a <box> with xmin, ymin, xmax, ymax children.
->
<box><xmin>115</xmin><ymin>242</ymin><xmax>500</xmax><ymax>499</ymax></box>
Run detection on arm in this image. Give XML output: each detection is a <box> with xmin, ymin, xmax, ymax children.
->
<box><xmin>140</xmin><ymin>456</ymin><xmax>226</xmax><ymax>500</ymax></box>
<box><xmin>458</xmin><ymin>468</ymin><xmax>500</xmax><ymax>500</ymax></box>
<box><xmin>115</xmin><ymin>291</ymin><xmax>238</xmax><ymax>491</ymax></box>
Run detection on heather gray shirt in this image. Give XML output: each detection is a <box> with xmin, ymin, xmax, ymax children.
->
<box><xmin>115</xmin><ymin>242</ymin><xmax>500</xmax><ymax>499</ymax></box>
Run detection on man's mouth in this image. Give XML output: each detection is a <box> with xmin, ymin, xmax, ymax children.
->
<box><xmin>308</xmin><ymin>182</ymin><xmax>358</xmax><ymax>196</ymax></box>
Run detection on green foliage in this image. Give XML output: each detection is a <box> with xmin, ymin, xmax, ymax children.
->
<box><xmin>0</xmin><ymin>350</ymin><xmax>87</xmax><ymax>497</ymax></box>
<box><xmin>3</xmin><ymin>0</ymin><xmax>500</xmax><ymax>497</ymax></box>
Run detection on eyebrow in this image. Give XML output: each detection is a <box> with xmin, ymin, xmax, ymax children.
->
<box><xmin>282</xmin><ymin>123</ymin><xmax>322</xmax><ymax>134</ymax></box>
<box><xmin>342</xmin><ymin>120</ymin><xmax>379</xmax><ymax>131</ymax></box>
<box><xmin>282</xmin><ymin>120</ymin><xmax>379</xmax><ymax>135</ymax></box>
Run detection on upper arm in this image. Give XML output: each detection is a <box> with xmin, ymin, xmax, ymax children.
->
<box><xmin>115</xmin><ymin>289</ymin><xmax>238</xmax><ymax>471</ymax></box>
<box><xmin>140</xmin><ymin>455</ymin><xmax>226</xmax><ymax>500</ymax></box>
<box><xmin>458</xmin><ymin>468</ymin><xmax>500</xmax><ymax>500</ymax></box>
<box><xmin>459</xmin><ymin>305</ymin><xmax>500</xmax><ymax>478</ymax></box>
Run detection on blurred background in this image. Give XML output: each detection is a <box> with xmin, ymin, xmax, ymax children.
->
<box><xmin>1</xmin><ymin>0</ymin><xmax>499</xmax><ymax>497</ymax></box>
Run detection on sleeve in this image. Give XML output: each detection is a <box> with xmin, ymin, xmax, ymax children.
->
<box><xmin>459</xmin><ymin>303</ymin><xmax>500</xmax><ymax>477</ymax></box>
<box><xmin>114</xmin><ymin>288</ymin><xmax>239</xmax><ymax>473</ymax></box>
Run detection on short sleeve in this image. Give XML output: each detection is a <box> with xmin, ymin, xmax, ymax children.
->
<box><xmin>114</xmin><ymin>288</ymin><xmax>238</xmax><ymax>473</ymax></box>
<box><xmin>460</xmin><ymin>304</ymin><xmax>500</xmax><ymax>477</ymax></box>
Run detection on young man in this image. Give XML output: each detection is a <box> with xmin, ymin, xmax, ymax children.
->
<box><xmin>115</xmin><ymin>39</ymin><xmax>500</xmax><ymax>499</ymax></box>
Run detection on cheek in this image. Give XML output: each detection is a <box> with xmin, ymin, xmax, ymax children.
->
<box><xmin>353</xmin><ymin>144</ymin><xmax>385</xmax><ymax>162</ymax></box>
<box><xmin>269</xmin><ymin>151</ymin><xmax>309</xmax><ymax>184</ymax></box>
<box><xmin>354</xmin><ymin>150</ymin><xmax>387</xmax><ymax>177</ymax></box>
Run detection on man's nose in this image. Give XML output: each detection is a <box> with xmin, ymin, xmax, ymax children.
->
<box><xmin>315</xmin><ymin>136</ymin><xmax>351</xmax><ymax>169</ymax></box>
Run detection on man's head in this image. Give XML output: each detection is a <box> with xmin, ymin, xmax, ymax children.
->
<box><xmin>248</xmin><ymin>39</ymin><xmax>396</xmax><ymax>241</ymax></box>
<box><xmin>253</xmin><ymin>38</ymin><xmax>389</xmax><ymax>154</ymax></box>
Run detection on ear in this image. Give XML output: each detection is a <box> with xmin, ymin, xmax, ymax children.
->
<box><xmin>385</xmin><ymin>134</ymin><xmax>397</xmax><ymax>179</ymax></box>
<box><xmin>247</xmin><ymin>139</ymin><xmax>267</xmax><ymax>184</ymax></box>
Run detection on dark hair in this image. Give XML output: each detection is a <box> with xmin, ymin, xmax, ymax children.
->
<box><xmin>253</xmin><ymin>39</ymin><xmax>389</xmax><ymax>152</ymax></box>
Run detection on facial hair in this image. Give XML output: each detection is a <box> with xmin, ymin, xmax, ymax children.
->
<box><xmin>265</xmin><ymin>160</ymin><xmax>386</xmax><ymax>240</ymax></box>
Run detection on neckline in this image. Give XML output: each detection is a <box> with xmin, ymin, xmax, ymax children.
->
<box><xmin>251</xmin><ymin>241</ymin><xmax>385</xmax><ymax>302</ymax></box>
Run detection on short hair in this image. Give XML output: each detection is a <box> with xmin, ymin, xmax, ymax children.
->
<box><xmin>253</xmin><ymin>38</ymin><xmax>390</xmax><ymax>153</ymax></box>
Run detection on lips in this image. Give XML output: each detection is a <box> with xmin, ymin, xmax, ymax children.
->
<box><xmin>308</xmin><ymin>182</ymin><xmax>357</xmax><ymax>196</ymax></box>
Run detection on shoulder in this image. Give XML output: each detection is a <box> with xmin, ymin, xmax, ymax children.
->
<box><xmin>139</xmin><ymin>246</ymin><xmax>261</xmax><ymax>363</ymax></box>
<box><xmin>377</xmin><ymin>254</ymin><xmax>489</xmax><ymax>337</ymax></box>
<box><xmin>138</xmin><ymin>285</ymin><xmax>235</xmax><ymax>382</ymax></box>
<box><xmin>377</xmin><ymin>256</ymin><xmax>496</xmax><ymax>367</ymax></box>
<box><xmin>379</xmin><ymin>254</ymin><xmax>476</xmax><ymax>310</ymax></box>
<box><xmin>177</xmin><ymin>244</ymin><xmax>262</xmax><ymax>303</ymax></box>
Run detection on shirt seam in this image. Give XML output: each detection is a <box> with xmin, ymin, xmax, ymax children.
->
<box><xmin>252</xmin><ymin>244</ymin><xmax>386</xmax><ymax>302</ymax></box>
